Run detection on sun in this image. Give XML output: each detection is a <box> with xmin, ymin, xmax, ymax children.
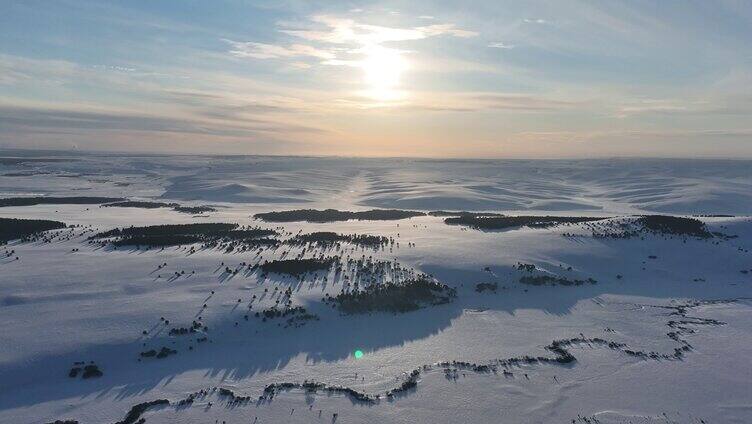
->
<box><xmin>360</xmin><ymin>45</ymin><xmax>408</xmax><ymax>101</ymax></box>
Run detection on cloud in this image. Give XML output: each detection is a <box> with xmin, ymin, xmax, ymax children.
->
<box><xmin>229</xmin><ymin>14</ymin><xmax>477</xmax><ymax>69</ymax></box>
<box><xmin>279</xmin><ymin>15</ymin><xmax>423</xmax><ymax>44</ymax></box>
<box><xmin>416</xmin><ymin>24</ymin><xmax>478</xmax><ymax>38</ymax></box>
<box><xmin>614</xmin><ymin>97</ymin><xmax>752</xmax><ymax>118</ymax></box>
<box><xmin>0</xmin><ymin>105</ymin><xmax>325</xmax><ymax>138</ymax></box>
<box><xmin>471</xmin><ymin>94</ymin><xmax>579</xmax><ymax>111</ymax></box>
<box><xmin>284</xmin><ymin>15</ymin><xmax>478</xmax><ymax>44</ymax></box>
<box><xmin>488</xmin><ymin>42</ymin><xmax>514</xmax><ymax>49</ymax></box>
<box><xmin>345</xmin><ymin>92</ymin><xmax>581</xmax><ymax>112</ymax></box>
<box><xmin>224</xmin><ymin>40</ymin><xmax>334</xmax><ymax>60</ymax></box>
<box><xmin>616</xmin><ymin>99</ymin><xmax>690</xmax><ymax>117</ymax></box>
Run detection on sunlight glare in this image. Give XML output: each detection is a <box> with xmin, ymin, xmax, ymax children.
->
<box><xmin>360</xmin><ymin>45</ymin><xmax>408</xmax><ymax>101</ymax></box>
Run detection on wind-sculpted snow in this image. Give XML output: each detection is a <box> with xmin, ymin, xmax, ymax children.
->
<box><xmin>49</xmin><ymin>299</ymin><xmax>737</xmax><ymax>424</ymax></box>
<box><xmin>2</xmin><ymin>153</ymin><xmax>752</xmax><ymax>214</ymax></box>
<box><xmin>2</xmin><ymin>152</ymin><xmax>752</xmax><ymax>423</ymax></box>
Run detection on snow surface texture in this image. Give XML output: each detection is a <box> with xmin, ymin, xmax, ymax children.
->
<box><xmin>0</xmin><ymin>152</ymin><xmax>751</xmax><ymax>424</ymax></box>
<box><xmin>3</xmin><ymin>153</ymin><xmax>752</xmax><ymax>214</ymax></box>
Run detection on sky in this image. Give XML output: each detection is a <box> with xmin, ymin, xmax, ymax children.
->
<box><xmin>1</xmin><ymin>0</ymin><xmax>751</xmax><ymax>158</ymax></box>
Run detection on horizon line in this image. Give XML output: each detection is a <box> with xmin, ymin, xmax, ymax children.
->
<box><xmin>2</xmin><ymin>146</ymin><xmax>752</xmax><ymax>162</ymax></box>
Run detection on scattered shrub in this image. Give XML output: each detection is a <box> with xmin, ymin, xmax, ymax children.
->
<box><xmin>475</xmin><ymin>282</ymin><xmax>498</xmax><ymax>293</ymax></box>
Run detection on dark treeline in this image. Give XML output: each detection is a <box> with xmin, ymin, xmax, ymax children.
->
<box><xmin>583</xmin><ymin>215</ymin><xmax>718</xmax><ymax>239</ymax></box>
<box><xmin>428</xmin><ymin>211</ymin><xmax>505</xmax><ymax>217</ymax></box>
<box><xmin>0</xmin><ymin>217</ymin><xmax>67</xmax><ymax>243</ymax></box>
<box><xmin>172</xmin><ymin>205</ymin><xmax>215</xmax><ymax>214</ymax></box>
<box><xmin>325</xmin><ymin>278</ymin><xmax>456</xmax><ymax>314</ymax></box>
<box><xmin>211</xmin><ymin>228</ymin><xmax>277</xmax><ymax>240</ymax></box>
<box><xmin>91</xmin><ymin>223</ymin><xmax>280</xmax><ymax>248</ymax></box>
<box><xmin>254</xmin><ymin>208</ymin><xmax>426</xmax><ymax>222</ymax></box>
<box><xmin>103</xmin><ymin>201</ymin><xmax>176</xmax><ymax>209</ymax></box>
<box><xmin>114</xmin><ymin>399</ymin><xmax>170</xmax><ymax>424</ymax></box>
<box><xmin>92</xmin><ymin>223</ymin><xmax>238</xmax><ymax>239</ymax></box>
<box><xmin>260</xmin><ymin>257</ymin><xmax>338</xmax><ymax>276</ymax></box>
<box><xmin>445</xmin><ymin>215</ymin><xmax>608</xmax><ymax>230</ymax></box>
<box><xmin>637</xmin><ymin>215</ymin><xmax>712</xmax><ymax>238</ymax></box>
<box><xmin>0</xmin><ymin>196</ymin><xmax>124</xmax><ymax>207</ymax></box>
<box><xmin>102</xmin><ymin>201</ymin><xmax>216</xmax><ymax>214</ymax></box>
<box><xmin>519</xmin><ymin>275</ymin><xmax>597</xmax><ymax>286</ymax></box>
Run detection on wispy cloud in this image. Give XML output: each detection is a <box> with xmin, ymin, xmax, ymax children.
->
<box><xmin>224</xmin><ymin>40</ymin><xmax>335</xmax><ymax>60</ymax></box>
<box><xmin>277</xmin><ymin>15</ymin><xmax>477</xmax><ymax>44</ymax></box>
<box><xmin>334</xmin><ymin>91</ymin><xmax>582</xmax><ymax>113</ymax></box>
<box><xmin>0</xmin><ymin>104</ymin><xmax>325</xmax><ymax>137</ymax></box>
<box><xmin>416</xmin><ymin>24</ymin><xmax>478</xmax><ymax>38</ymax></box>
<box><xmin>227</xmin><ymin>14</ymin><xmax>477</xmax><ymax>69</ymax></box>
<box><xmin>488</xmin><ymin>42</ymin><xmax>514</xmax><ymax>49</ymax></box>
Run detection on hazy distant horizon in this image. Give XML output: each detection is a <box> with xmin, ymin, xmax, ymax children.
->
<box><xmin>3</xmin><ymin>146</ymin><xmax>752</xmax><ymax>162</ymax></box>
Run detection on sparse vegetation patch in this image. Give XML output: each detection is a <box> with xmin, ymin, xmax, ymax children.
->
<box><xmin>255</xmin><ymin>306</ymin><xmax>319</xmax><ymax>328</ymax></box>
<box><xmin>114</xmin><ymin>399</ymin><xmax>170</xmax><ymax>424</ymax></box>
<box><xmin>445</xmin><ymin>215</ymin><xmax>608</xmax><ymax>231</ymax></box>
<box><xmin>68</xmin><ymin>361</ymin><xmax>102</xmax><ymax>379</ymax></box>
<box><xmin>140</xmin><ymin>347</ymin><xmax>177</xmax><ymax>359</ymax></box>
<box><xmin>287</xmin><ymin>231</ymin><xmax>390</xmax><ymax>248</ymax></box>
<box><xmin>475</xmin><ymin>282</ymin><xmax>498</xmax><ymax>293</ymax></box>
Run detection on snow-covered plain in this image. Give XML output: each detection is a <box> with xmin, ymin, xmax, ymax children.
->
<box><xmin>1</xmin><ymin>153</ymin><xmax>751</xmax><ymax>424</ymax></box>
